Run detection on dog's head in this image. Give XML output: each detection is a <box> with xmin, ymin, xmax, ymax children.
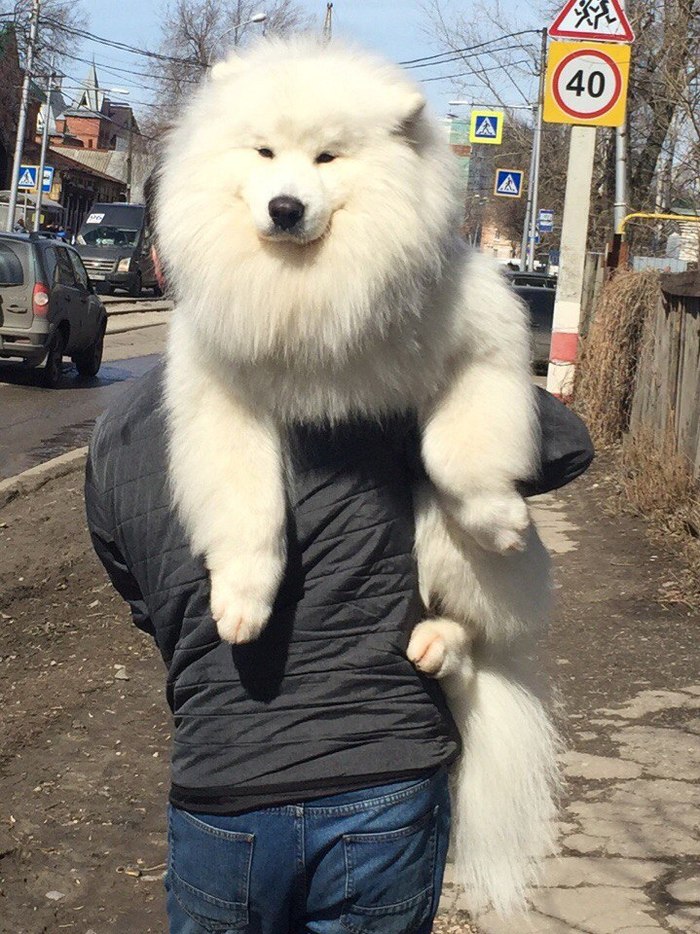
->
<box><xmin>204</xmin><ymin>44</ymin><xmax>427</xmax><ymax>247</ymax></box>
<box><xmin>157</xmin><ymin>39</ymin><xmax>460</xmax><ymax>361</ymax></box>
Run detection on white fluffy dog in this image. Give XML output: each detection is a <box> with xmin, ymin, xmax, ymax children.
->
<box><xmin>157</xmin><ymin>38</ymin><xmax>559</xmax><ymax>915</ymax></box>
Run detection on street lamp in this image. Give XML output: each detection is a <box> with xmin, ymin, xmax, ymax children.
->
<box><xmin>215</xmin><ymin>11</ymin><xmax>267</xmax><ymax>49</ymax></box>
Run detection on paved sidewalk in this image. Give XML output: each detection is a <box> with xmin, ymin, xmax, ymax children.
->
<box><xmin>438</xmin><ymin>487</ymin><xmax>700</xmax><ymax>933</ymax></box>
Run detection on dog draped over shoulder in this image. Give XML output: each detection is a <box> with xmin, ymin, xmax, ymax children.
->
<box><xmin>156</xmin><ymin>38</ymin><xmax>559</xmax><ymax>915</ymax></box>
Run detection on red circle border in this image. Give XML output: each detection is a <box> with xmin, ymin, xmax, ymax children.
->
<box><xmin>552</xmin><ymin>48</ymin><xmax>622</xmax><ymax>119</ymax></box>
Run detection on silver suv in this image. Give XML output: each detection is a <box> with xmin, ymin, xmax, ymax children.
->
<box><xmin>0</xmin><ymin>231</ymin><xmax>107</xmax><ymax>387</ymax></box>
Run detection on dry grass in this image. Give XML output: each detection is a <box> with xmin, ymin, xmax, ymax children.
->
<box><xmin>619</xmin><ymin>424</ymin><xmax>700</xmax><ymax>607</ymax></box>
<box><xmin>575</xmin><ymin>269</ymin><xmax>662</xmax><ymax>447</ymax></box>
<box><xmin>575</xmin><ymin>268</ymin><xmax>700</xmax><ymax>607</ymax></box>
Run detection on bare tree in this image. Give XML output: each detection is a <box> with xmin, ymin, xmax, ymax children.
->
<box><xmin>1</xmin><ymin>0</ymin><xmax>87</xmax><ymax>65</ymax></box>
<box><xmin>151</xmin><ymin>0</ymin><xmax>313</xmax><ymax>122</ymax></box>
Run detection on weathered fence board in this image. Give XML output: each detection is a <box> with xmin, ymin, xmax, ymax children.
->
<box><xmin>629</xmin><ymin>273</ymin><xmax>700</xmax><ymax>478</ymax></box>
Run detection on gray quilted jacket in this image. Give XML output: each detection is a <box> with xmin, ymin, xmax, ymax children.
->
<box><xmin>85</xmin><ymin>364</ymin><xmax>593</xmax><ymax>814</ymax></box>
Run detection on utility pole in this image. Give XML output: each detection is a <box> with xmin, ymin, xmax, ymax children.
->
<box><xmin>126</xmin><ymin>109</ymin><xmax>133</xmax><ymax>201</ymax></box>
<box><xmin>34</xmin><ymin>60</ymin><xmax>54</xmax><ymax>232</ymax></box>
<box><xmin>520</xmin><ymin>28</ymin><xmax>547</xmax><ymax>271</ymax></box>
<box><xmin>6</xmin><ymin>0</ymin><xmax>40</xmax><ymax>231</ymax></box>
<box><xmin>613</xmin><ymin>0</ymin><xmax>628</xmax><ymax>236</ymax></box>
<box><xmin>546</xmin><ymin>125</ymin><xmax>596</xmax><ymax>397</ymax></box>
<box><xmin>322</xmin><ymin>3</ymin><xmax>333</xmax><ymax>42</ymax></box>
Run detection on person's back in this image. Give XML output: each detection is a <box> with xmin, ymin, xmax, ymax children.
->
<box><xmin>86</xmin><ymin>361</ymin><xmax>592</xmax><ymax>933</ymax></box>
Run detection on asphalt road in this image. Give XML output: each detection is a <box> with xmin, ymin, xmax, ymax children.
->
<box><xmin>0</xmin><ymin>318</ymin><xmax>167</xmax><ymax>480</ymax></box>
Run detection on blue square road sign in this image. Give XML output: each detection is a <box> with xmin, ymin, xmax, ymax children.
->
<box><xmin>494</xmin><ymin>169</ymin><xmax>524</xmax><ymax>198</ymax></box>
<box><xmin>18</xmin><ymin>164</ymin><xmax>54</xmax><ymax>193</ymax></box>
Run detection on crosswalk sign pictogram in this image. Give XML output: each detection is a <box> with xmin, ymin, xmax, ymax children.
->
<box><xmin>18</xmin><ymin>166</ymin><xmax>38</xmax><ymax>190</ymax></box>
<box><xmin>494</xmin><ymin>169</ymin><xmax>524</xmax><ymax>198</ymax></box>
<box><xmin>469</xmin><ymin>109</ymin><xmax>504</xmax><ymax>145</ymax></box>
<box><xmin>549</xmin><ymin>0</ymin><xmax>635</xmax><ymax>43</ymax></box>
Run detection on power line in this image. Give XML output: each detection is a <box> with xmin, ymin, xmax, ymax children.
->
<box><xmin>420</xmin><ymin>58</ymin><xmax>536</xmax><ymax>83</ymax></box>
<box><xmin>399</xmin><ymin>30</ymin><xmax>541</xmax><ymax>67</ymax></box>
<box><xmin>39</xmin><ymin>15</ymin><xmax>200</xmax><ymax>66</ymax></box>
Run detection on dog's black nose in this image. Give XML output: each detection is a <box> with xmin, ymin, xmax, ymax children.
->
<box><xmin>268</xmin><ymin>196</ymin><xmax>305</xmax><ymax>230</ymax></box>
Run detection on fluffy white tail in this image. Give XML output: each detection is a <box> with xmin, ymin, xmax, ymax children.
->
<box><xmin>443</xmin><ymin>657</ymin><xmax>562</xmax><ymax>916</ymax></box>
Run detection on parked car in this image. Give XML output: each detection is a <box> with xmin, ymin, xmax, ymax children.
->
<box><xmin>0</xmin><ymin>231</ymin><xmax>108</xmax><ymax>387</ymax></box>
<box><xmin>504</xmin><ymin>270</ymin><xmax>556</xmax><ymax>371</ymax></box>
<box><xmin>74</xmin><ymin>202</ymin><xmax>159</xmax><ymax>298</ymax></box>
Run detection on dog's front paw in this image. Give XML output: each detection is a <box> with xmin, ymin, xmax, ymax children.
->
<box><xmin>458</xmin><ymin>491</ymin><xmax>530</xmax><ymax>553</ymax></box>
<box><xmin>210</xmin><ymin>571</ymin><xmax>272</xmax><ymax>644</ymax></box>
<box><xmin>407</xmin><ymin>619</ymin><xmax>471</xmax><ymax>680</ymax></box>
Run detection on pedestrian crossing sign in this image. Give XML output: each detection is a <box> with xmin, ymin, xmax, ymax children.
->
<box><xmin>494</xmin><ymin>169</ymin><xmax>524</xmax><ymax>198</ymax></box>
<box><xmin>17</xmin><ymin>166</ymin><xmax>38</xmax><ymax>190</ymax></box>
<box><xmin>17</xmin><ymin>164</ymin><xmax>54</xmax><ymax>192</ymax></box>
<box><xmin>469</xmin><ymin>109</ymin><xmax>504</xmax><ymax>145</ymax></box>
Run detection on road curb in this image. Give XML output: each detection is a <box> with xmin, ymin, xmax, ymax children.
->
<box><xmin>0</xmin><ymin>446</ymin><xmax>88</xmax><ymax>509</ymax></box>
<box><xmin>107</xmin><ymin>319</ymin><xmax>169</xmax><ymax>336</ymax></box>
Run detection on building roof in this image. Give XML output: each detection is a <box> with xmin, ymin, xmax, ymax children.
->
<box><xmin>74</xmin><ymin>61</ymin><xmax>104</xmax><ymax>112</ymax></box>
<box><xmin>48</xmin><ymin>147</ymin><xmax>125</xmax><ymax>184</ymax></box>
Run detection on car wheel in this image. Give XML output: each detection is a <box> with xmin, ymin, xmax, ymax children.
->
<box><xmin>129</xmin><ymin>273</ymin><xmax>142</xmax><ymax>299</ymax></box>
<box><xmin>40</xmin><ymin>329</ymin><xmax>67</xmax><ymax>388</ymax></box>
<box><xmin>73</xmin><ymin>323</ymin><xmax>106</xmax><ymax>378</ymax></box>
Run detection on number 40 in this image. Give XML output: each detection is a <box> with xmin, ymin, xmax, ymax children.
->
<box><xmin>565</xmin><ymin>69</ymin><xmax>606</xmax><ymax>98</ymax></box>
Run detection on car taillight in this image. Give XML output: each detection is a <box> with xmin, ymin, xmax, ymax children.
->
<box><xmin>32</xmin><ymin>283</ymin><xmax>50</xmax><ymax>317</ymax></box>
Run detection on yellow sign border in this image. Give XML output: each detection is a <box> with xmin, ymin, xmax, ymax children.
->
<box><xmin>469</xmin><ymin>109</ymin><xmax>504</xmax><ymax>145</ymax></box>
<box><xmin>543</xmin><ymin>40</ymin><xmax>631</xmax><ymax>128</ymax></box>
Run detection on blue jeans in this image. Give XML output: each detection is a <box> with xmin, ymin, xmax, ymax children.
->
<box><xmin>165</xmin><ymin>770</ymin><xmax>451</xmax><ymax>934</ymax></box>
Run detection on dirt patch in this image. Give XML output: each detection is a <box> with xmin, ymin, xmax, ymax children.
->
<box><xmin>0</xmin><ymin>478</ymin><xmax>170</xmax><ymax>933</ymax></box>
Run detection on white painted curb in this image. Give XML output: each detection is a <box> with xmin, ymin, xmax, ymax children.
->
<box><xmin>0</xmin><ymin>446</ymin><xmax>88</xmax><ymax>508</ymax></box>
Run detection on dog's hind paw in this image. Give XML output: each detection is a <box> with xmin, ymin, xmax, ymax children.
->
<box><xmin>210</xmin><ymin>572</ymin><xmax>272</xmax><ymax>644</ymax></box>
<box><xmin>407</xmin><ymin>618</ymin><xmax>472</xmax><ymax>680</ymax></box>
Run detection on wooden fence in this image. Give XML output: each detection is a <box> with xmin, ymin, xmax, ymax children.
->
<box><xmin>629</xmin><ymin>272</ymin><xmax>700</xmax><ymax>478</ymax></box>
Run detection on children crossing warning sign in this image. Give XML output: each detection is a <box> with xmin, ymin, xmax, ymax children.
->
<box><xmin>494</xmin><ymin>169</ymin><xmax>524</xmax><ymax>198</ymax></box>
<box><xmin>469</xmin><ymin>109</ymin><xmax>504</xmax><ymax>145</ymax></box>
<box><xmin>549</xmin><ymin>0</ymin><xmax>635</xmax><ymax>43</ymax></box>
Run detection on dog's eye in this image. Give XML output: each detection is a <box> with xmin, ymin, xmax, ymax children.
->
<box><xmin>315</xmin><ymin>152</ymin><xmax>336</xmax><ymax>164</ymax></box>
<box><xmin>257</xmin><ymin>148</ymin><xmax>275</xmax><ymax>159</ymax></box>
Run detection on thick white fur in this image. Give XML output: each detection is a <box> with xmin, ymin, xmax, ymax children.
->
<box><xmin>157</xmin><ymin>38</ymin><xmax>559</xmax><ymax>914</ymax></box>
<box><xmin>410</xmin><ymin>490</ymin><xmax>561</xmax><ymax>914</ymax></box>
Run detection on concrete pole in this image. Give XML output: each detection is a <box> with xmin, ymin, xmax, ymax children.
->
<box><xmin>526</xmin><ymin>28</ymin><xmax>548</xmax><ymax>271</ymax></box>
<box><xmin>519</xmin><ymin>112</ymin><xmax>538</xmax><ymax>271</ymax></box>
<box><xmin>546</xmin><ymin>124</ymin><xmax>597</xmax><ymax>397</ymax></box>
<box><xmin>34</xmin><ymin>64</ymin><xmax>54</xmax><ymax>232</ymax></box>
<box><xmin>613</xmin><ymin>118</ymin><xmax>628</xmax><ymax>235</ymax></box>
<box><xmin>520</xmin><ymin>28</ymin><xmax>548</xmax><ymax>271</ymax></box>
<box><xmin>613</xmin><ymin>0</ymin><xmax>628</xmax><ymax>235</ymax></box>
<box><xmin>6</xmin><ymin>0</ymin><xmax>40</xmax><ymax>231</ymax></box>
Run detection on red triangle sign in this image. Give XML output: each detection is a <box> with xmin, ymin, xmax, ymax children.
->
<box><xmin>549</xmin><ymin>0</ymin><xmax>635</xmax><ymax>42</ymax></box>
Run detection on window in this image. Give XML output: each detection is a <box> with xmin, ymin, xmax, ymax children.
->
<box><xmin>67</xmin><ymin>249</ymin><xmax>90</xmax><ymax>290</ymax></box>
<box><xmin>0</xmin><ymin>243</ymin><xmax>25</xmax><ymax>286</ymax></box>
<box><xmin>41</xmin><ymin>246</ymin><xmax>59</xmax><ymax>286</ymax></box>
<box><xmin>55</xmin><ymin>247</ymin><xmax>77</xmax><ymax>287</ymax></box>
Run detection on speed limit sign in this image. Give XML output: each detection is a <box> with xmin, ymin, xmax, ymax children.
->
<box><xmin>544</xmin><ymin>40</ymin><xmax>631</xmax><ymax>127</ymax></box>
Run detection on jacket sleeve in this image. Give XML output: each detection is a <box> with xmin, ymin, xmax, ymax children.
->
<box><xmin>517</xmin><ymin>387</ymin><xmax>595</xmax><ymax>498</ymax></box>
<box><xmin>84</xmin><ymin>444</ymin><xmax>155</xmax><ymax>638</ymax></box>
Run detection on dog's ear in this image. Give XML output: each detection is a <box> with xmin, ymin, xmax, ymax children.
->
<box><xmin>211</xmin><ymin>55</ymin><xmax>244</xmax><ymax>81</ymax></box>
<box><xmin>393</xmin><ymin>90</ymin><xmax>426</xmax><ymax>134</ymax></box>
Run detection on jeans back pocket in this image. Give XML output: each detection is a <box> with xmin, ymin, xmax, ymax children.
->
<box><xmin>340</xmin><ymin>804</ymin><xmax>439</xmax><ymax>934</ymax></box>
<box><xmin>168</xmin><ymin>807</ymin><xmax>253</xmax><ymax>932</ymax></box>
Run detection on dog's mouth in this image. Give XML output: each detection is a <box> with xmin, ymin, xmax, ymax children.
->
<box><xmin>259</xmin><ymin>220</ymin><xmax>331</xmax><ymax>246</ymax></box>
